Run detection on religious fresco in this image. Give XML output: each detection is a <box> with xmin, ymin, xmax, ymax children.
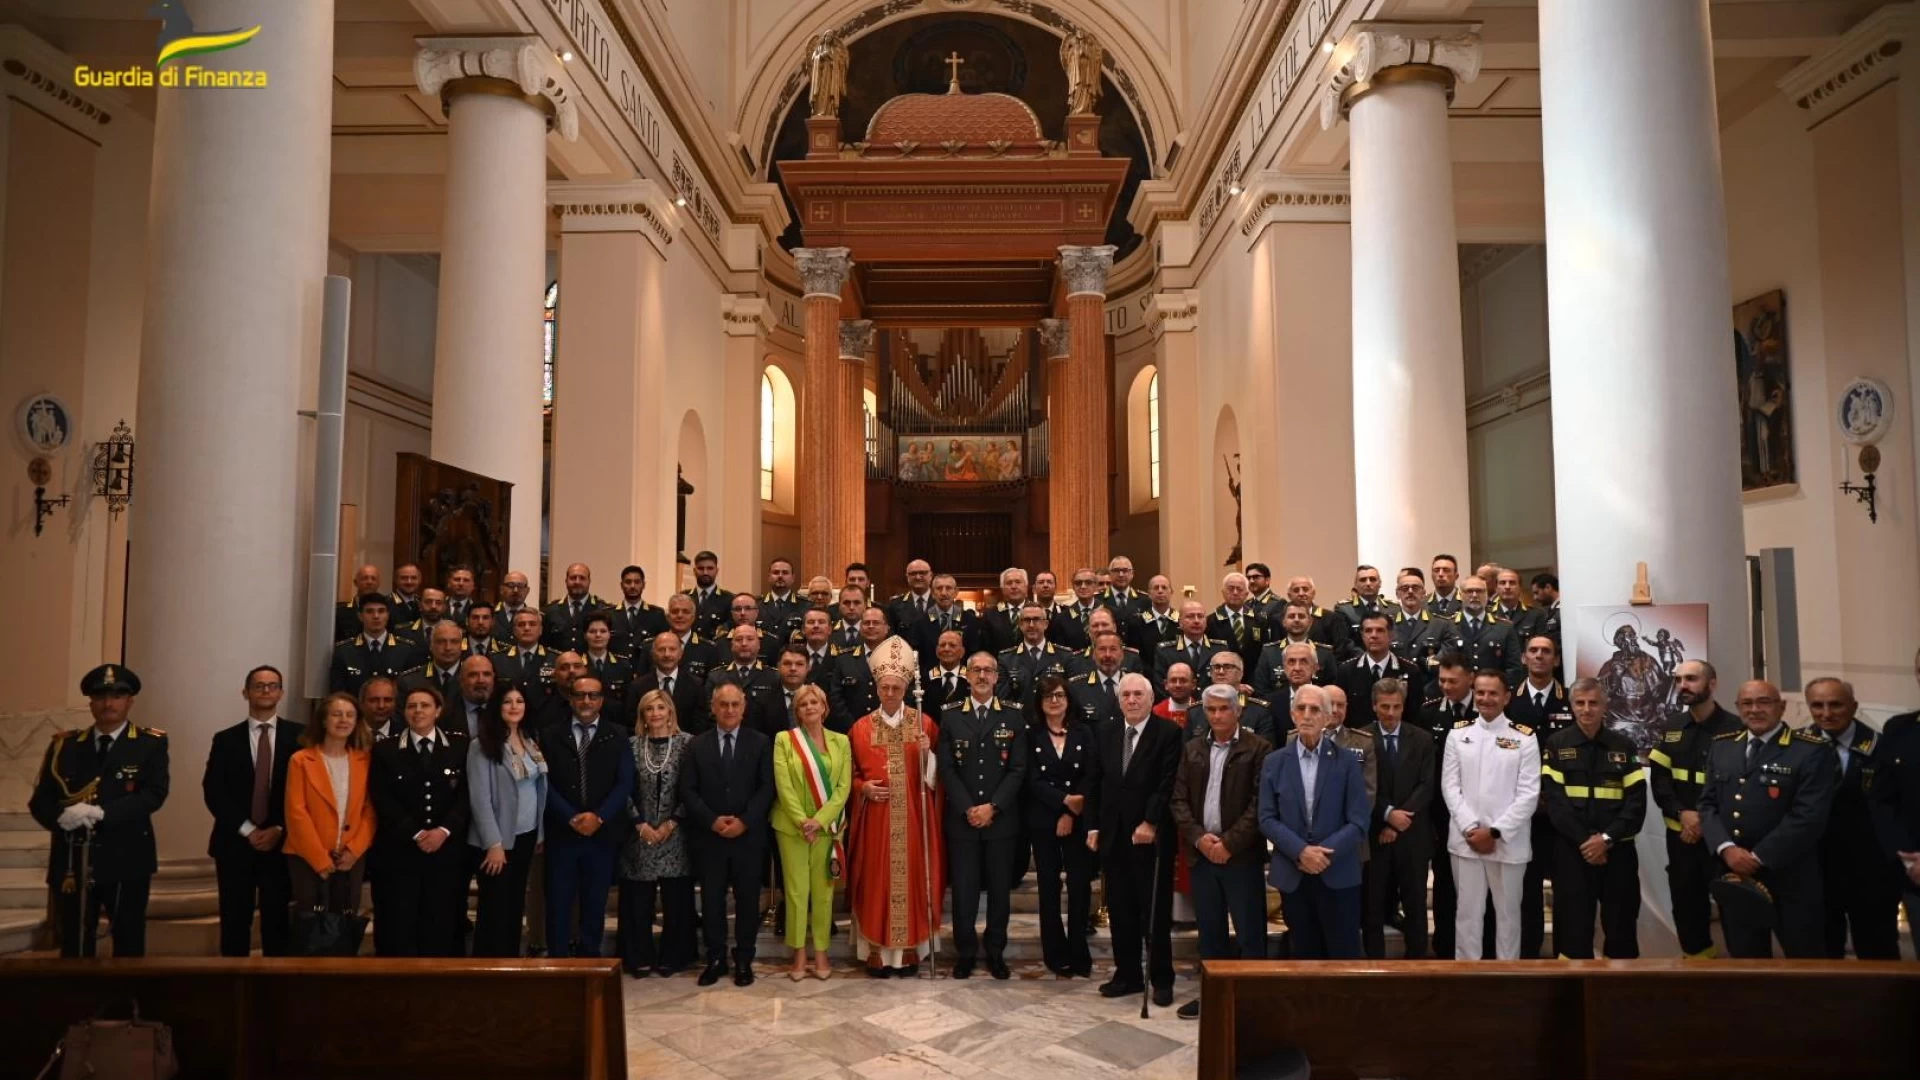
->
<box><xmin>1734</xmin><ymin>289</ymin><xmax>1794</xmax><ymax>491</ymax></box>
<box><xmin>1574</xmin><ymin>604</ymin><xmax>1710</xmax><ymax>753</ymax></box>
<box><xmin>894</xmin><ymin>436</ymin><xmax>1026</xmax><ymax>482</ymax></box>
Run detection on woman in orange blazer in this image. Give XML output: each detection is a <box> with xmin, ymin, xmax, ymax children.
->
<box><xmin>285</xmin><ymin>692</ymin><xmax>377</xmax><ymax>912</ymax></box>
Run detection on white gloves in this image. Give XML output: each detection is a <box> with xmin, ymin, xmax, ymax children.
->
<box><xmin>56</xmin><ymin>804</ymin><xmax>104</xmax><ymax>832</ymax></box>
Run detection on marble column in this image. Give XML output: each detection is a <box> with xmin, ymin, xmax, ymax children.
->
<box><xmin>417</xmin><ymin>37</ymin><xmax>579</xmax><ymax>599</ymax></box>
<box><xmin>1039</xmin><ymin>317</ymin><xmax>1075</xmax><ymax>575</ymax></box>
<box><xmin>1058</xmin><ymin>244</ymin><xmax>1116</xmax><ymax>578</ymax></box>
<box><xmin>127</xmin><ymin>0</ymin><xmax>335</xmax><ymax>861</ymax></box>
<box><xmin>839</xmin><ymin>318</ymin><xmax>874</xmax><ymax>572</ymax></box>
<box><xmin>546</xmin><ymin>181</ymin><xmax>676</xmax><ymax>594</ymax></box>
<box><xmin>1537</xmin><ymin>0</ymin><xmax>1750</xmax><ymax>686</ymax></box>
<box><xmin>794</xmin><ymin>247</ymin><xmax>855</xmax><ymax>581</ymax></box>
<box><xmin>720</xmin><ymin>296</ymin><xmax>773</xmax><ymax>577</ymax></box>
<box><xmin>1323</xmin><ymin>24</ymin><xmax>1479</xmax><ymax>577</ymax></box>
<box><xmin>1151</xmin><ymin>294</ymin><xmax>1206</xmax><ymax>594</ymax></box>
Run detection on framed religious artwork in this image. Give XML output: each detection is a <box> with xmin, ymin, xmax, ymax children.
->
<box><xmin>1733</xmin><ymin>290</ymin><xmax>1795</xmax><ymax>493</ymax></box>
<box><xmin>393</xmin><ymin>453</ymin><xmax>512</xmax><ymax>601</ymax></box>
<box><xmin>1573</xmin><ymin>604</ymin><xmax>1710</xmax><ymax>754</ymax></box>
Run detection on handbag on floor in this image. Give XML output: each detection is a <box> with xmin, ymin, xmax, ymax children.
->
<box><xmin>34</xmin><ymin>998</ymin><xmax>179</xmax><ymax>1080</ymax></box>
<box><xmin>292</xmin><ymin>903</ymin><xmax>369</xmax><ymax>957</ymax></box>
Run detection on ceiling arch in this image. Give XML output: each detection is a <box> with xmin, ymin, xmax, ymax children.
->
<box><xmin>735</xmin><ymin>0</ymin><xmax>1181</xmax><ymax>182</ymax></box>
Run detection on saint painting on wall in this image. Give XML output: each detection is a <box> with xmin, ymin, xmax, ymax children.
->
<box><xmin>1733</xmin><ymin>289</ymin><xmax>1794</xmax><ymax>491</ymax></box>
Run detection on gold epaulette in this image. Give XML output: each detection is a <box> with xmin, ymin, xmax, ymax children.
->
<box><xmin>941</xmin><ymin>699</ymin><xmax>966</xmax><ymax>710</ymax></box>
<box><xmin>1509</xmin><ymin>722</ymin><xmax>1534</xmax><ymax>737</ymax></box>
<box><xmin>1345</xmin><ymin>726</ymin><xmax>1373</xmax><ymax>740</ymax></box>
<box><xmin>1791</xmin><ymin>730</ymin><xmax>1827</xmax><ymax>744</ymax></box>
<box><xmin>1713</xmin><ymin>730</ymin><xmax>1742</xmax><ymax>740</ymax></box>
<box><xmin>1453</xmin><ymin>719</ymin><xmax>1474</xmax><ymax>729</ymax></box>
<box><xmin>1247</xmin><ymin>695</ymin><xmax>1270</xmax><ymax>708</ymax></box>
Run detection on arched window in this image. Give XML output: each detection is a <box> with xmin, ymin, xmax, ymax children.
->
<box><xmin>543</xmin><ymin>282</ymin><xmax>558</xmax><ymax>410</ymax></box>
<box><xmin>1147</xmin><ymin>371</ymin><xmax>1161</xmax><ymax>499</ymax></box>
<box><xmin>760</xmin><ymin>373</ymin><xmax>777</xmax><ymax>501</ymax></box>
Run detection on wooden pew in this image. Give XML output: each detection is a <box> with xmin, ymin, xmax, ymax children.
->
<box><xmin>1198</xmin><ymin>959</ymin><xmax>1920</xmax><ymax>1080</ymax></box>
<box><xmin>0</xmin><ymin>958</ymin><xmax>625</xmax><ymax>1080</ymax></box>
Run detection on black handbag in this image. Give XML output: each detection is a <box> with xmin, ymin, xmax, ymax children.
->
<box><xmin>291</xmin><ymin>906</ymin><xmax>368</xmax><ymax>957</ymax></box>
<box><xmin>34</xmin><ymin>998</ymin><xmax>178</xmax><ymax>1080</ymax></box>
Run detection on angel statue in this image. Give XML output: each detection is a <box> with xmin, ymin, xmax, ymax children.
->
<box><xmin>808</xmin><ymin>30</ymin><xmax>850</xmax><ymax>119</ymax></box>
<box><xmin>1060</xmin><ymin>29</ymin><xmax>1104</xmax><ymax>116</ymax></box>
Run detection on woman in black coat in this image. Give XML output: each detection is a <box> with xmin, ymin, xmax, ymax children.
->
<box><xmin>1022</xmin><ymin>673</ymin><xmax>1102</xmax><ymax>976</ymax></box>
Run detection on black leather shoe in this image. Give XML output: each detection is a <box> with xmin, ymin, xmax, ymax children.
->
<box><xmin>1070</xmin><ymin>962</ymin><xmax>1094</xmax><ymax>978</ymax></box>
<box><xmin>697</xmin><ymin>961</ymin><xmax>727</xmax><ymax>987</ymax></box>
<box><xmin>865</xmin><ymin>964</ymin><xmax>892</xmax><ymax>979</ymax></box>
<box><xmin>1152</xmin><ymin>985</ymin><xmax>1174</xmax><ymax>1008</ymax></box>
<box><xmin>950</xmin><ymin>959</ymin><xmax>975</xmax><ymax>980</ymax></box>
<box><xmin>1099</xmin><ymin>979</ymin><xmax>1144</xmax><ymax>998</ymax></box>
<box><xmin>735</xmin><ymin>966</ymin><xmax>755</xmax><ymax>988</ymax></box>
<box><xmin>1177</xmin><ymin>1000</ymin><xmax>1200</xmax><ymax>1020</ymax></box>
<box><xmin>895</xmin><ymin>962</ymin><xmax>920</xmax><ymax>978</ymax></box>
<box><xmin>986</xmin><ymin>957</ymin><xmax>1011</xmax><ymax>980</ymax></box>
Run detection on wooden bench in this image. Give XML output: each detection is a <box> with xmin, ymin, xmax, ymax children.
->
<box><xmin>0</xmin><ymin>958</ymin><xmax>624</xmax><ymax>1080</ymax></box>
<box><xmin>1197</xmin><ymin>959</ymin><xmax>1920</xmax><ymax>1080</ymax></box>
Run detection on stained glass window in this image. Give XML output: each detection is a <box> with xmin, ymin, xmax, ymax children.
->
<box><xmin>543</xmin><ymin>281</ymin><xmax>558</xmax><ymax>410</ymax></box>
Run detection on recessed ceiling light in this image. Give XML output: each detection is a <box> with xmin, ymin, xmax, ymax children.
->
<box><xmin>560</xmin><ymin>50</ymin><xmax>575</xmax><ymax>62</ymax></box>
<box><xmin>1322</xmin><ymin>41</ymin><xmax>1335</xmax><ymax>55</ymax></box>
<box><xmin>675</xmin><ymin>195</ymin><xmax>688</xmax><ymax>207</ymax></box>
<box><xmin>1228</xmin><ymin>181</ymin><xmax>1243</xmax><ymax>196</ymax></box>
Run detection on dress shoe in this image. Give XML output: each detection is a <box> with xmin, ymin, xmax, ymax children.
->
<box><xmin>1152</xmin><ymin>986</ymin><xmax>1174</xmax><ymax>1008</ymax></box>
<box><xmin>1177</xmin><ymin>1000</ymin><xmax>1200</xmax><ymax>1020</ymax></box>
<box><xmin>698</xmin><ymin>961</ymin><xmax>728</xmax><ymax>987</ymax></box>
<box><xmin>624</xmin><ymin>967</ymin><xmax>650</xmax><ymax>980</ymax></box>
<box><xmin>895</xmin><ymin>961</ymin><xmax>920</xmax><ymax>978</ymax></box>
<box><xmin>735</xmin><ymin>966</ymin><xmax>756</xmax><ymax>987</ymax></box>
<box><xmin>653</xmin><ymin>964</ymin><xmax>677</xmax><ymax>978</ymax></box>
<box><xmin>866</xmin><ymin>963</ymin><xmax>892</xmax><ymax>979</ymax></box>
<box><xmin>1099</xmin><ymin>979</ymin><xmax>1144</xmax><ymax>998</ymax></box>
<box><xmin>950</xmin><ymin>959</ymin><xmax>975</xmax><ymax>980</ymax></box>
<box><xmin>986</xmin><ymin>957</ymin><xmax>1011</xmax><ymax>980</ymax></box>
<box><xmin>1070</xmin><ymin>962</ymin><xmax>1094</xmax><ymax>978</ymax></box>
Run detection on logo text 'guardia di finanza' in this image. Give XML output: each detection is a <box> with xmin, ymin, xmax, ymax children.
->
<box><xmin>76</xmin><ymin>1</ymin><xmax>267</xmax><ymax>89</ymax></box>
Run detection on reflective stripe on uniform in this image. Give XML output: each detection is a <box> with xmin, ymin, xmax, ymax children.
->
<box><xmin>1648</xmin><ymin>749</ymin><xmax>1673</xmax><ymax>769</ymax></box>
<box><xmin>1663</xmin><ymin>816</ymin><xmax>1682</xmax><ymax>831</ymax></box>
<box><xmin>1541</xmin><ymin>765</ymin><xmax>1567</xmax><ymax>784</ymax></box>
<box><xmin>1624</xmin><ymin>768</ymin><xmax>1647</xmax><ymax>787</ymax></box>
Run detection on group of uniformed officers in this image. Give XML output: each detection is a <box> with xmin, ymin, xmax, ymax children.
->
<box><xmin>33</xmin><ymin>548</ymin><xmax>1920</xmax><ymax>966</ymax></box>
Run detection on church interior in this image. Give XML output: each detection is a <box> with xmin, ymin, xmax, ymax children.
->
<box><xmin>3</xmin><ymin>0</ymin><xmax>1920</xmax><ymax>1076</ymax></box>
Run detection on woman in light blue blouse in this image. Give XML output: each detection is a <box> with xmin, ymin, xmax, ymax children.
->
<box><xmin>468</xmin><ymin>681</ymin><xmax>547</xmax><ymax>957</ymax></box>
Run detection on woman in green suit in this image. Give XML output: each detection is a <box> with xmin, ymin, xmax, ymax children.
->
<box><xmin>773</xmin><ymin>683</ymin><xmax>852</xmax><ymax>980</ymax></box>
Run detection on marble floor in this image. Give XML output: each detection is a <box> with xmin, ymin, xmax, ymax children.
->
<box><xmin>621</xmin><ymin>959</ymin><xmax>1200</xmax><ymax>1079</ymax></box>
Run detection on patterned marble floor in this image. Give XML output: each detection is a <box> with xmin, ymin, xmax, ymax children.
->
<box><xmin>621</xmin><ymin>959</ymin><xmax>1200</xmax><ymax>1079</ymax></box>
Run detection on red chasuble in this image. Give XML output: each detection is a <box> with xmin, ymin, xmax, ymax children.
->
<box><xmin>846</xmin><ymin>710</ymin><xmax>946</xmax><ymax>954</ymax></box>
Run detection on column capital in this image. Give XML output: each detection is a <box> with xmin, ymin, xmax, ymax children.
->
<box><xmin>1038</xmin><ymin>318</ymin><xmax>1072</xmax><ymax>359</ymax></box>
<box><xmin>793</xmin><ymin>247</ymin><xmax>855</xmax><ymax>301</ymax></box>
<box><xmin>1058</xmin><ymin>244</ymin><xmax>1118</xmax><ymax>298</ymax></box>
<box><xmin>838</xmin><ymin>319</ymin><xmax>875</xmax><ymax>360</ymax></box>
<box><xmin>1239</xmin><ymin>173</ymin><xmax>1351</xmax><ymax>236</ymax></box>
<box><xmin>1321</xmin><ymin>21</ymin><xmax>1481</xmax><ymax>130</ymax></box>
<box><xmin>548</xmin><ymin>181</ymin><xmax>676</xmax><ymax>250</ymax></box>
<box><xmin>721</xmin><ymin>295</ymin><xmax>774</xmax><ymax>337</ymax></box>
<box><xmin>415</xmin><ymin>35</ymin><xmax>580</xmax><ymax>142</ymax></box>
<box><xmin>1778</xmin><ymin>6</ymin><xmax>1914</xmax><ymax>128</ymax></box>
<box><xmin>1150</xmin><ymin>293</ymin><xmax>1199</xmax><ymax>335</ymax></box>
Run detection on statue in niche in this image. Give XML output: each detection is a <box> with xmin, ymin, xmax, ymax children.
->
<box><xmin>1060</xmin><ymin>29</ymin><xmax>1104</xmax><ymax>116</ymax></box>
<box><xmin>808</xmin><ymin>30</ymin><xmax>850</xmax><ymax>118</ymax></box>
<box><xmin>1223</xmin><ymin>453</ymin><xmax>1242</xmax><ymax>568</ymax></box>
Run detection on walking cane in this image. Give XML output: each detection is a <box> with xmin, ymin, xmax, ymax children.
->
<box><xmin>74</xmin><ymin>824</ymin><xmax>94</xmax><ymax>958</ymax></box>
<box><xmin>1141</xmin><ymin>839</ymin><xmax>1161</xmax><ymax>1020</ymax></box>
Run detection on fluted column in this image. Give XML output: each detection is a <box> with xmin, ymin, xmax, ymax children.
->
<box><xmin>128</xmin><ymin>0</ymin><xmax>335</xmax><ymax>861</ymax></box>
<box><xmin>1039</xmin><ymin>317</ymin><xmax>1074</xmax><ymax>574</ymax></box>
<box><xmin>1323</xmin><ymin>23</ymin><xmax>1479</xmax><ymax>577</ymax></box>
<box><xmin>795</xmin><ymin>247</ymin><xmax>854</xmax><ymax>580</ymax></box>
<box><xmin>838</xmin><ymin>318</ymin><xmax>874</xmax><ymax>573</ymax></box>
<box><xmin>417</xmin><ymin>36</ymin><xmax>579</xmax><ymax>599</ymax></box>
<box><xmin>1539</xmin><ymin>0</ymin><xmax>1749</xmax><ymax>688</ymax></box>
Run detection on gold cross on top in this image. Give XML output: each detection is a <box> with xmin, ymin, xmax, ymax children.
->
<box><xmin>945</xmin><ymin>51</ymin><xmax>965</xmax><ymax>91</ymax></box>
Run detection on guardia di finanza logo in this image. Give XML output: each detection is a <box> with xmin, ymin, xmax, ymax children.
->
<box><xmin>75</xmin><ymin>1</ymin><xmax>267</xmax><ymax>89</ymax></box>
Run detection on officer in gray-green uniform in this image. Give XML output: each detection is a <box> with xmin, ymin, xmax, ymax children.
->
<box><xmin>30</xmin><ymin>665</ymin><xmax>170</xmax><ymax>958</ymax></box>
<box><xmin>937</xmin><ymin>652</ymin><xmax>1028</xmax><ymax>980</ymax></box>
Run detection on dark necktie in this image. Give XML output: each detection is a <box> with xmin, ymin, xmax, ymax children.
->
<box><xmin>250</xmin><ymin>723</ymin><xmax>273</xmax><ymax>825</ymax></box>
<box><xmin>1534</xmin><ymin>690</ymin><xmax>1547</xmax><ymax>710</ymax></box>
<box><xmin>945</xmin><ymin>673</ymin><xmax>958</xmax><ymax>696</ymax></box>
<box><xmin>1470</xmin><ymin>618</ymin><xmax>1482</xmax><ymax>635</ymax></box>
<box><xmin>1383</xmin><ymin>731</ymin><xmax>1399</xmax><ymax>768</ymax></box>
<box><xmin>370</xmin><ymin>639</ymin><xmax>382</xmax><ymax>657</ymax></box>
<box><xmin>810</xmin><ymin>653</ymin><xmax>822</xmax><ymax>671</ymax></box>
<box><xmin>1123</xmin><ymin>724</ymin><xmax>1137</xmax><ymax>773</ymax></box>
<box><xmin>576</xmin><ymin>723</ymin><xmax>592</xmax><ymax>759</ymax></box>
<box><xmin>1104</xmin><ymin>677</ymin><xmax>1117</xmax><ymax>701</ymax></box>
<box><xmin>418</xmin><ymin>737</ymin><xmax>432</xmax><ymax>759</ymax></box>
<box><xmin>784</xmin><ymin>690</ymin><xmax>793</xmax><ymax>713</ymax></box>
<box><xmin>1372</xmin><ymin>661</ymin><xmax>1384</xmax><ymax>679</ymax></box>
<box><xmin>628</xmin><ymin>607</ymin><xmax>640</xmax><ymax>623</ymax></box>
<box><xmin>97</xmin><ymin>733</ymin><xmax>114</xmax><ymax>758</ymax></box>
<box><xmin>1745</xmin><ymin>738</ymin><xmax>1758</xmax><ymax>767</ymax></box>
<box><xmin>1456</xmin><ymin>701</ymin><xmax>1470</xmax><ymax>721</ymax></box>
<box><xmin>663</xmin><ymin>675</ymin><xmax>675</xmax><ymax>696</ymax></box>
<box><xmin>722</xmin><ymin>731</ymin><xmax>735</xmax><ymax>769</ymax></box>
<box><xmin>571</xmin><ymin>600</ymin><xmax>583</xmax><ymax>621</ymax></box>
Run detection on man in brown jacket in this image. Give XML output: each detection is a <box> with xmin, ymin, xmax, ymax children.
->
<box><xmin>1170</xmin><ymin>683</ymin><xmax>1273</xmax><ymax>1019</ymax></box>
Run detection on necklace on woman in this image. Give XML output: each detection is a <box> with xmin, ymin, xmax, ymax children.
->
<box><xmin>640</xmin><ymin>731</ymin><xmax>672</xmax><ymax>774</ymax></box>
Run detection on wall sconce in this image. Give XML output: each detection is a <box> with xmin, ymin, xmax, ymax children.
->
<box><xmin>28</xmin><ymin>457</ymin><xmax>69</xmax><ymax>537</ymax></box>
<box><xmin>1838</xmin><ymin>444</ymin><xmax>1879</xmax><ymax>524</ymax></box>
<box><xmin>90</xmin><ymin>419</ymin><xmax>134</xmax><ymax>517</ymax></box>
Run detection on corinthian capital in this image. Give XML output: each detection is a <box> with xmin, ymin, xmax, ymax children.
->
<box><xmin>1321</xmin><ymin>22</ymin><xmax>1481</xmax><ymax>130</ymax></box>
<box><xmin>1038</xmin><ymin>318</ymin><xmax>1072</xmax><ymax>359</ymax></box>
<box><xmin>794</xmin><ymin>247</ymin><xmax>854</xmax><ymax>300</ymax></box>
<box><xmin>416</xmin><ymin>36</ymin><xmax>580</xmax><ymax>141</ymax></box>
<box><xmin>838</xmin><ymin>319</ymin><xmax>874</xmax><ymax>360</ymax></box>
<box><xmin>1058</xmin><ymin>245</ymin><xmax>1118</xmax><ymax>298</ymax></box>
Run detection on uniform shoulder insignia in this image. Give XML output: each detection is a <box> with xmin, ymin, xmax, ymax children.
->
<box><xmin>1491</xmin><ymin>614</ymin><xmax>1512</xmax><ymax>624</ymax></box>
<box><xmin>1713</xmin><ymin>730</ymin><xmax>1742</xmax><ymax>740</ymax></box>
<box><xmin>1453</xmin><ymin>719</ymin><xmax>1474</xmax><ymax>729</ymax></box>
<box><xmin>1663</xmin><ymin>730</ymin><xmax>1683</xmax><ymax>742</ymax></box>
<box><xmin>333</xmin><ymin>636</ymin><xmax>355</xmax><ymax>648</ymax></box>
<box><xmin>400</xmin><ymin>664</ymin><xmax>425</xmax><ymax>677</ymax></box>
<box><xmin>1509</xmin><ymin>723</ymin><xmax>1534</xmax><ymax>737</ymax></box>
<box><xmin>139</xmin><ymin>726</ymin><xmax>168</xmax><ymax>738</ymax></box>
<box><xmin>1248</xmin><ymin>696</ymin><xmax>1271</xmax><ymax>708</ymax></box>
<box><xmin>1451</xmin><ymin>612</ymin><xmax>1465</xmax><ymax>623</ymax></box>
<box><xmin>942</xmin><ymin>700</ymin><xmax>965</xmax><ymax>710</ymax></box>
<box><xmin>1347</xmin><ymin>727</ymin><xmax>1373</xmax><ymax>740</ymax></box>
<box><xmin>1791</xmin><ymin>730</ymin><xmax>1826</xmax><ymax>744</ymax></box>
